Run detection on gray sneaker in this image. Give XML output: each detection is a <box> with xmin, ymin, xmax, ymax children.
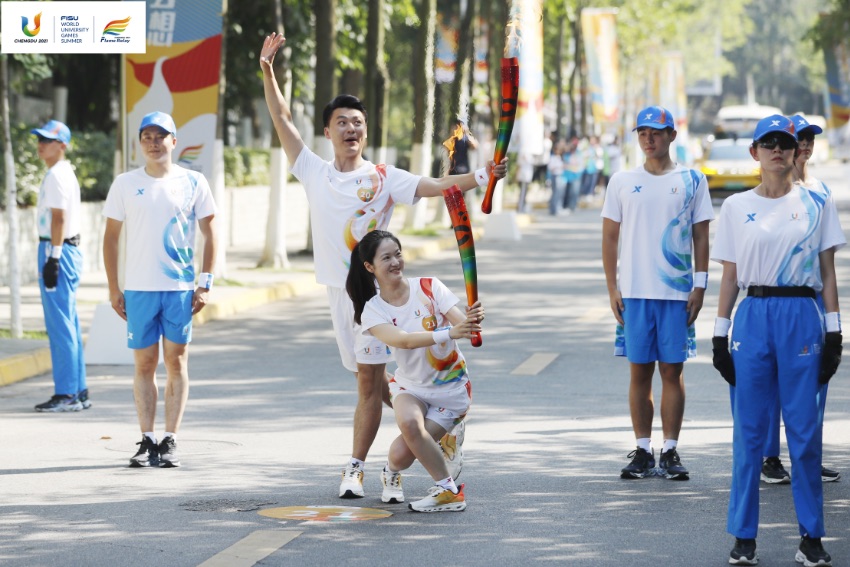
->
<box><xmin>129</xmin><ymin>436</ymin><xmax>159</xmax><ymax>467</ymax></box>
<box><xmin>158</xmin><ymin>436</ymin><xmax>180</xmax><ymax>468</ymax></box>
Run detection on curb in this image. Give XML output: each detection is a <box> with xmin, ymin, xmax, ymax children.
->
<box><xmin>0</xmin><ymin>228</ymin><xmax>495</xmax><ymax>388</ymax></box>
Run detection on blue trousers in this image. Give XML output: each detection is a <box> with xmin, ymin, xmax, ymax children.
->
<box><xmin>38</xmin><ymin>241</ymin><xmax>86</xmax><ymax>396</ymax></box>
<box><xmin>727</xmin><ymin>296</ymin><xmax>825</xmax><ymax>539</ymax></box>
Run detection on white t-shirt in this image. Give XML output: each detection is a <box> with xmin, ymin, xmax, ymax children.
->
<box><xmin>102</xmin><ymin>165</ymin><xmax>217</xmax><ymax>291</ymax></box>
<box><xmin>361</xmin><ymin>277</ymin><xmax>469</xmax><ymax>391</ymax></box>
<box><xmin>601</xmin><ymin>164</ymin><xmax>714</xmax><ymax>300</ymax></box>
<box><xmin>37</xmin><ymin>160</ymin><xmax>81</xmax><ymax>239</ymax></box>
<box><xmin>711</xmin><ymin>182</ymin><xmax>845</xmax><ymax>290</ymax></box>
<box><xmin>290</xmin><ymin>148</ymin><xmax>421</xmax><ymax>288</ymax></box>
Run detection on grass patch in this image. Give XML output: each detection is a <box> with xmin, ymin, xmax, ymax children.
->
<box><xmin>0</xmin><ymin>329</ymin><xmax>49</xmax><ymax>340</ymax></box>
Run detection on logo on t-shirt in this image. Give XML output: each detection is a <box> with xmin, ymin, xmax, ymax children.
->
<box><xmin>136</xmin><ymin>188</ymin><xmax>145</xmax><ymax>196</ymax></box>
<box><xmin>421</xmin><ymin>315</ymin><xmax>437</xmax><ymax>331</ymax></box>
<box><xmin>670</xmin><ymin>187</ymin><xmax>679</xmax><ymax>194</ymax></box>
<box><xmin>357</xmin><ymin>185</ymin><xmax>375</xmax><ymax>202</ymax></box>
<box><xmin>632</xmin><ymin>185</ymin><xmax>642</xmax><ymax>193</ymax></box>
<box><xmin>745</xmin><ymin>213</ymin><xmax>756</xmax><ymax>223</ymax></box>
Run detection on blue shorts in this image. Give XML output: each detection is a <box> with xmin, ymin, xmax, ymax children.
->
<box><xmin>125</xmin><ymin>290</ymin><xmax>194</xmax><ymax>349</ymax></box>
<box><xmin>615</xmin><ymin>298</ymin><xmax>694</xmax><ymax>364</ymax></box>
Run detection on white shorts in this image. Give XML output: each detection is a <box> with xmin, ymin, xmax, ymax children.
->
<box><xmin>389</xmin><ymin>378</ymin><xmax>472</xmax><ymax>432</ymax></box>
<box><xmin>327</xmin><ymin>286</ymin><xmax>392</xmax><ymax>372</ymax></box>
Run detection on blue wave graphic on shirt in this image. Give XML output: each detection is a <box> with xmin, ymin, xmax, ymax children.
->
<box><xmin>658</xmin><ymin>169</ymin><xmax>701</xmax><ymax>292</ymax></box>
<box><xmin>777</xmin><ymin>185</ymin><xmax>827</xmax><ymax>286</ymax></box>
<box><xmin>160</xmin><ymin>172</ymin><xmax>200</xmax><ymax>283</ymax></box>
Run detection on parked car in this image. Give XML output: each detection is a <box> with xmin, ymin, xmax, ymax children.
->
<box><xmin>698</xmin><ymin>138</ymin><xmax>760</xmax><ymax>196</ymax></box>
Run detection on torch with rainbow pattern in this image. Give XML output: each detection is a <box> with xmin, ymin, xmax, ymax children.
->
<box><xmin>481</xmin><ymin>57</ymin><xmax>519</xmax><ymax>214</ymax></box>
<box><xmin>442</xmin><ymin>185</ymin><xmax>482</xmax><ymax>347</ymax></box>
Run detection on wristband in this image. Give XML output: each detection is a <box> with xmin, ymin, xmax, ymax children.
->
<box><xmin>50</xmin><ymin>244</ymin><xmax>63</xmax><ymax>259</ymax></box>
<box><xmin>433</xmin><ymin>327</ymin><xmax>452</xmax><ymax>344</ymax></box>
<box><xmin>826</xmin><ymin>312</ymin><xmax>841</xmax><ymax>333</ymax></box>
<box><xmin>714</xmin><ymin>317</ymin><xmax>732</xmax><ymax>337</ymax></box>
<box><xmin>198</xmin><ymin>272</ymin><xmax>214</xmax><ymax>290</ymax></box>
<box><xmin>474</xmin><ymin>167</ymin><xmax>489</xmax><ymax>186</ymax></box>
<box><xmin>693</xmin><ymin>271</ymin><xmax>708</xmax><ymax>289</ymax></box>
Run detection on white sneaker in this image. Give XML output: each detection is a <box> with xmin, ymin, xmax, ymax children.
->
<box><xmin>339</xmin><ymin>463</ymin><xmax>365</xmax><ymax>498</ymax></box>
<box><xmin>439</xmin><ymin>420</ymin><xmax>465</xmax><ymax>480</ymax></box>
<box><xmin>408</xmin><ymin>484</ymin><xmax>466</xmax><ymax>513</ymax></box>
<box><xmin>380</xmin><ymin>468</ymin><xmax>404</xmax><ymax>503</ymax></box>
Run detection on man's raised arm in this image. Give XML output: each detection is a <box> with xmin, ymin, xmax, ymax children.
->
<box><xmin>259</xmin><ymin>32</ymin><xmax>306</xmax><ymax>166</ymax></box>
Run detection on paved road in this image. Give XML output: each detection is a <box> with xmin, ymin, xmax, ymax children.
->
<box><xmin>1</xmin><ymin>163</ymin><xmax>849</xmax><ymax>566</ymax></box>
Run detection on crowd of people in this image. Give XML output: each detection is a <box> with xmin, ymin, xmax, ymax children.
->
<box><xmin>546</xmin><ymin>134</ymin><xmax>622</xmax><ymax>216</ymax></box>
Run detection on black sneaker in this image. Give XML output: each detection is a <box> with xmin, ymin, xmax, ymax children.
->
<box><xmin>795</xmin><ymin>535</ymin><xmax>832</xmax><ymax>567</ymax></box>
<box><xmin>130</xmin><ymin>436</ymin><xmax>159</xmax><ymax>467</ymax></box>
<box><xmin>620</xmin><ymin>448</ymin><xmax>655</xmax><ymax>479</ymax></box>
<box><xmin>35</xmin><ymin>394</ymin><xmax>83</xmax><ymax>412</ymax></box>
<box><xmin>76</xmin><ymin>389</ymin><xmax>92</xmax><ymax>410</ymax></box>
<box><xmin>761</xmin><ymin>457</ymin><xmax>790</xmax><ymax>484</ymax></box>
<box><xmin>158</xmin><ymin>436</ymin><xmax>181</xmax><ymax>468</ymax></box>
<box><xmin>729</xmin><ymin>538</ymin><xmax>758</xmax><ymax>565</ymax></box>
<box><xmin>821</xmin><ymin>466</ymin><xmax>840</xmax><ymax>483</ymax></box>
<box><xmin>659</xmin><ymin>448</ymin><xmax>689</xmax><ymax>480</ymax></box>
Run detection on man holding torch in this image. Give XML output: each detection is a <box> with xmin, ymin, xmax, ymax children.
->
<box><xmin>259</xmin><ymin>32</ymin><xmax>507</xmax><ymax>499</ymax></box>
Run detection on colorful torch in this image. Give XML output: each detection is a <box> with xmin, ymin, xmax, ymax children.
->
<box><xmin>442</xmin><ymin>185</ymin><xmax>482</xmax><ymax>347</ymax></box>
<box><xmin>481</xmin><ymin>57</ymin><xmax>519</xmax><ymax>214</ymax></box>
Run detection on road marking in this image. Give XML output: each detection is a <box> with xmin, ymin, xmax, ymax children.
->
<box><xmin>511</xmin><ymin>353</ymin><xmax>558</xmax><ymax>375</ymax></box>
<box><xmin>198</xmin><ymin>530</ymin><xmax>302</xmax><ymax>567</ymax></box>
<box><xmin>258</xmin><ymin>505</ymin><xmax>393</xmax><ymax>522</ymax></box>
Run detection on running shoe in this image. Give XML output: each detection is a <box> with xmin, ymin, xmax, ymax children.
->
<box><xmin>439</xmin><ymin>420</ymin><xmax>465</xmax><ymax>480</ymax></box>
<box><xmin>408</xmin><ymin>484</ymin><xmax>466</xmax><ymax>513</ymax></box>
<box><xmin>729</xmin><ymin>538</ymin><xmax>758</xmax><ymax>565</ymax></box>
<box><xmin>795</xmin><ymin>535</ymin><xmax>832</xmax><ymax>567</ymax></box>
<box><xmin>129</xmin><ymin>436</ymin><xmax>159</xmax><ymax>467</ymax></box>
<box><xmin>380</xmin><ymin>468</ymin><xmax>404</xmax><ymax>504</ymax></box>
<box><xmin>35</xmin><ymin>394</ymin><xmax>82</xmax><ymax>412</ymax></box>
<box><xmin>821</xmin><ymin>466</ymin><xmax>840</xmax><ymax>483</ymax></box>
<box><xmin>761</xmin><ymin>457</ymin><xmax>791</xmax><ymax>484</ymax></box>
<box><xmin>620</xmin><ymin>448</ymin><xmax>655</xmax><ymax>479</ymax></box>
<box><xmin>158</xmin><ymin>436</ymin><xmax>181</xmax><ymax>468</ymax></box>
<box><xmin>659</xmin><ymin>448</ymin><xmax>689</xmax><ymax>480</ymax></box>
<box><xmin>76</xmin><ymin>389</ymin><xmax>92</xmax><ymax>410</ymax></box>
<box><xmin>339</xmin><ymin>463</ymin><xmax>365</xmax><ymax>498</ymax></box>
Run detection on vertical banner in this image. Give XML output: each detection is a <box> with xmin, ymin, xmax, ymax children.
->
<box><xmin>507</xmin><ymin>0</ymin><xmax>543</xmax><ymax>157</ymax></box>
<box><xmin>123</xmin><ymin>0</ymin><xmax>222</xmax><ymax>179</ymax></box>
<box><xmin>824</xmin><ymin>41</ymin><xmax>850</xmax><ymax>129</ymax></box>
<box><xmin>659</xmin><ymin>51</ymin><xmax>689</xmax><ymax>162</ymax></box>
<box><xmin>435</xmin><ymin>13</ymin><xmax>458</xmax><ymax>84</ymax></box>
<box><xmin>581</xmin><ymin>8</ymin><xmax>620</xmax><ymax>127</ymax></box>
<box><xmin>474</xmin><ymin>16</ymin><xmax>489</xmax><ymax>84</ymax></box>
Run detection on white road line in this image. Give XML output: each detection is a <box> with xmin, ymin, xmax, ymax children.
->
<box><xmin>198</xmin><ymin>530</ymin><xmax>303</xmax><ymax>567</ymax></box>
<box><xmin>510</xmin><ymin>353</ymin><xmax>558</xmax><ymax>375</ymax></box>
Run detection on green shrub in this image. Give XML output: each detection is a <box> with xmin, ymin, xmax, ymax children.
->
<box><xmin>223</xmin><ymin>146</ymin><xmax>245</xmax><ymax>187</ymax></box>
<box><xmin>241</xmin><ymin>148</ymin><xmax>270</xmax><ymax>186</ymax></box>
<box><xmin>0</xmin><ymin>123</ymin><xmax>44</xmax><ymax>208</ymax></box>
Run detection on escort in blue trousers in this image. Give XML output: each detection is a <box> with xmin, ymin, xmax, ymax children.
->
<box><xmin>38</xmin><ymin>241</ymin><xmax>86</xmax><ymax>397</ymax></box>
<box><xmin>728</xmin><ymin>295</ymin><xmax>825</xmax><ymax>539</ymax></box>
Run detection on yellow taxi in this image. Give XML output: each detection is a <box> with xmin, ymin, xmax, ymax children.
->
<box><xmin>699</xmin><ymin>139</ymin><xmax>761</xmax><ymax>196</ymax></box>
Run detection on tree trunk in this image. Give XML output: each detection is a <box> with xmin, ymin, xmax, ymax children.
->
<box><xmin>555</xmin><ymin>12</ymin><xmax>566</xmax><ymax>138</ymax></box>
<box><xmin>1</xmin><ymin>55</ymin><xmax>22</xmax><ymax>338</ymax></box>
<box><xmin>447</xmin><ymin>0</ymin><xmax>477</xmax><ymax>128</ymax></box>
<box><xmin>567</xmin><ymin>9</ymin><xmax>579</xmax><ymax>137</ymax></box>
<box><xmin>212</xmin><ymin>0</ymin><xmax>229</xmax><ymax>277</ymax></box>
<box><xmin>404</xmin><ymin>0</ymin><xmax>437</xmax><ymax>230</ymax></box>
<box><xmin>259</xmin><ymin>0</ymin><xmax>292</xmax><ymax>268</ymax></box>
<box><xmin>365</xmin><ymin>0</ymin><xmax>389</xmax><ymax>163</ymax></box>
<box><xmin>577</xmin><ymin>5</ymin><xmax>587</xmax><ymax>136</ymax></box>
<box><xmin>313</xmin><ymin>0</ymin><xmax>336</xmax><ymax>160</ymax></box>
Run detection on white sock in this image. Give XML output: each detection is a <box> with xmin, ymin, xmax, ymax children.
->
<box><xmin>144</xmin><ymin>432</ymin><xmax>157</xmax><ymax>444</ymax></box>
<box><xmin>436</xmin><ymin>476</ymin><xmax>458</xmax><ymax>494</ymax></box>
<box><xmin>384</xmin><ymin>463</ymin><xmax>399</xmax><ymax>475</ymax></box>
<box><xmin>636</xmin><ymin>438</ymin><xmax>652</xmax><ymax>453</ymax></box>
<box><xmin>662</xmin><ymin>439</ymin><xmax>678</xmax><ymax>453</ymax></box>
<box><xmin>163</xmin><ymin>432</ymin><xmax>176</xmax><ymax>441</ymax></box>
<box><xmin>349</xmin><ymin>458</ymin><xmax>365</xmax><ymax>468</ymax></box>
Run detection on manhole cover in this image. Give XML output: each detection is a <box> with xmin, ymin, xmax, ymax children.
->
<box><xmin>104</xmin><ymin>439</ymin><xmax>241</xmax><ymax>454</ymax></box>
<box><xmin>180</xmin><ymin>499</ymin><xmax>276</xmax><ymax>512</ymax></box>
<box><xmin>259</xmin><ymin>505</ymin><xmax>393</xmax><ymax>522</ymax></box>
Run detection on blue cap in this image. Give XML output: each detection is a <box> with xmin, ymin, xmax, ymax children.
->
<box><xmin>789</xmin><ymin>114</ymin><xmax>823</xmax><ymax>135</ymax></box>
<box><xmin>753</xmin><ymin>114</ymin><xmax>797</xmax><ymax>142</ymax></box>
<box><xmin>139</xmin><ymin>111</ymin><xmax>177</xmax><ymax>136</ymax></box>
<box><xmin>31</xmin><ymin>120</ymin><xmax>71</xmax><ymax>144</ymax></box>
<box><xmin>633</xmin><ymin>106</ymin><xmax>675</xmax><ymax>131</ymax></box>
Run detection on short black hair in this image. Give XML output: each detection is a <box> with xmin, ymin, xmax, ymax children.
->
<box><xmin>323</xmin><ymin>95</ymin><xmax>368</xmax><ymax>128</ymax></box>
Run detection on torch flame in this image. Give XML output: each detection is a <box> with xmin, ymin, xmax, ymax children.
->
<box><xmin>442</xmin><ymin>123</ymin><xmax>465</xmax><ymax>169</ymax></box>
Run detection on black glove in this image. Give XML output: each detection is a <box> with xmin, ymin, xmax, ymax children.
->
<box><xmin>42</xmin><ymin>257</ymin><xmax>59</xmax><ymax>289</ymax></box>
<box><xmin>712</xmin><ymin>336</ymin><xmax>736</xmax><ymax>386</ymax></box>
<box><xmin>820</xmin><ymin>332</ymin><xmax>842</xmax><ymax>384</ymax></box>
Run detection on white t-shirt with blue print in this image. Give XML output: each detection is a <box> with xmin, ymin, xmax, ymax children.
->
<box><xmin>602</xmin><ymin>164</ymin><xmax>714</xmax><ymax>301</ymax></box>
<box><xmin>103</xmin><ymin>165</ymin><xmax>216</xmax><ymax>291</ymax></box>
<box><xmin>711</xmin><ymin>180</ymin><xmax>845</xmax><ymax>290</ymax></box>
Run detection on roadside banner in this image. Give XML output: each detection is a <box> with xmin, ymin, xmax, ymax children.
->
<box><xmin>435</xmin><ymin>13</ymin><xmax>458</xmax><ymax>84</ymax></box>
<box><xmin>824</xmin><ymin>41</ymin><xmax>850</xmax><ymax>129</ymax></box>
<box><xmin>507</xmin><ymin>0</ymin><xmax>544</xmax><ymax>157</ymax></box>
<box><xmin>581</xmin><ymin>8</ymin><xmax>620</xmax><ymax>126</ymax></box>
<box><xmin>123</xmin><ymin>0</ymin><xmax>222</xmax><ymax>180</ymax></box>
<box><xmin>659</xmin><ymin>51</ymin><xmax>689</xmax><ymax>162</ymax></box>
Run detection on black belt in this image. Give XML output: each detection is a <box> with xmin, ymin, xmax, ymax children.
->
<box><xmin>40</xmin><ymin>234</ymin><xmax>80</xmax><ymax>246</ymax></box>
<box><xmin>747</xmin><ymin>285</ymin><xmax>815</xmax><ymax>298</ymax></box>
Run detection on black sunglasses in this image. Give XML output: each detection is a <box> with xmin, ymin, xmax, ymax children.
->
<box><xmin>36</xmin><ymin>135</ymin><xmax>57</xmax><ymax>144</ymax></box>
<box><xmin>756</xmin><ymin>136</ymin><xmax>797</xmax><ymax>151</ymax></box>
<box><xmin>797</xmin><ymin>131</ymin><xmax>815</xmax><ymax>142</ymax></box>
